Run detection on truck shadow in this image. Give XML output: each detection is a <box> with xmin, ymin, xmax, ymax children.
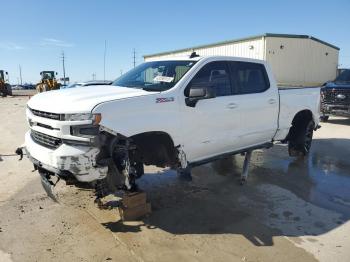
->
<box><xmin>102</xmin><ymin>138</ymin><xmax>350</xmax><ymax>246</ymax></box>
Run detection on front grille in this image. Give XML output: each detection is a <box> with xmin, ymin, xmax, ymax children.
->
<box><xmin>322</xmin><ymin>89</ymin><xmax>350</xmax><ymax>105</ymax></box>
<box><xmin>31</xmin><ymin>130</ymin><xmax>62</xmax><ymax>149</ymax></box>
<box><xmin>29</xmin><ymin>107</ymin><xmax>61</xmax><ymax>120</ymax></box>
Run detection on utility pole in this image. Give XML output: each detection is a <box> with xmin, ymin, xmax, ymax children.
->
<box><xmin>92</xmin><ymin>73</ymin><xmax>96</xmax><ymax>80</ymax></box>
<box><xmin>132</xmin><ymin>48</ymin><xmax>136</xmax><ymax>68</ymax></box>
<box><xmin>103</xmin><ymin>40</ymin><xmax>107</xmax><ymax>81</ymax></box>
<box><xmin>19</xmin><ymin>64</ymin><xmax>22</xmax><ymax>85</ymax></box>
<box><xmin>61</xmin><ymin>51</ymin><xmax>66</xmax><ymax>85</ymax></box>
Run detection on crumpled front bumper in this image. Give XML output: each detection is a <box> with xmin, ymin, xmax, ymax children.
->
<box><xmin>24</xmin><ymin>131</ymin><xmax>108</xmax><ymax>182</ymax></box>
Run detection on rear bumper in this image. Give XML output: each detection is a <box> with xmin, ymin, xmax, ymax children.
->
<box><xmin>24</xmin><ymin>131</ymin><xmax>108</xmax><ymax>182</ymax></box>
<box><xmin>321</xmin><ymin>104</ymin><xmax>350</xmax><ymax>116</ymax></box>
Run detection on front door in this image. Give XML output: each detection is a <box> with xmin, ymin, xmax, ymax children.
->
<box><xmin>180</xmin><ymin>61</ymin><xmax>241</xmax><ymax>163</ymax></box>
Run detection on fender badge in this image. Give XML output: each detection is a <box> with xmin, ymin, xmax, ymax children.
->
<box><xmin>156</xmin><ymin>97</ymin><xmax>175</xmax><ymax>103</ymax></box>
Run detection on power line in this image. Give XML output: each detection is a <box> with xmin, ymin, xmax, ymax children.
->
<box><xmin>18</xmin><ymin>64</ymin><xmax>22</xmax><ymax>85</ymax></box>
<box><xmin>103</xmin><ymin>40</ymin><xmax>107</xmax><ymax>81</ymax></box>
<box><xmin>132</xmin><ymin>48</ymin><xmax>136</xmax><ymax>68</ymax></box>
<box><xmin>61</xmin><ymin>51</ymin><xmax>66</xmax><ymax>85</ymax></box>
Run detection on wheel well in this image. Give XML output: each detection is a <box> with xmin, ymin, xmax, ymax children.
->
<box><xmin>130</xmin><ymin>132</ymin><xmax>178</xmax><ymax>168</ymax></box>
<box><xmin>286</xmin><ymin>110</ymin><xmax>314</xmax><ymax>141</ymax></box>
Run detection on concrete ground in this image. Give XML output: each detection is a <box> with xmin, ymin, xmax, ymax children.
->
<box><xmin>1</xmin><ymin>96</ymin><xmax>350</xmax><ymax>262</ymax></box>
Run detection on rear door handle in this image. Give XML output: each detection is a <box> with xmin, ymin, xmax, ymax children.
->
<box><xmin>268</xmin><ymin>99</ymin><xmax>277</xmax><ymax>104</ymax></box>
<box><xmin>227</xmin><ymin>103</ymin><xmax>238</xmax><ymax>109</ymax></box>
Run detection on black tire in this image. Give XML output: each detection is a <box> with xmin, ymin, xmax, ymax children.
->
<box><xmin>288</xmin><ymin>120</ymin><xmax>314</xmax><ymax>157</ymax></box>
<box><xmin>133</xmin><ymin>161</ymin><xmax>144</xmax><ymax>179</ymax></box>
<box><xmin>320</xmin><ymin>115</ymin><xmax>329</xmax><ymax>122</ymax></box>
<box><xmin>6</xmin><ymin>84</ymin><xmax>12</xmax><ymax>96</ymax></box>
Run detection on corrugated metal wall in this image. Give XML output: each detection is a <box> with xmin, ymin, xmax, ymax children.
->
<box><xmin>265</xmin><ymin>37</ymin><xmax>338</xmax><ymax>86</ymax></box>
<box><xmin>144</xmin><ymin>36</ymin><xmax>339</xmax><ymax>86</ymax></box>
<box><xmin>144</xmin><ymin>38</ymin><xmax>265</xmax><ymax>61</ymax></box>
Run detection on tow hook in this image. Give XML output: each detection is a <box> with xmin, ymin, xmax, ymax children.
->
<box><xmin>15</xmin><ymin>147</ymin><xmax>24</xmax><ymax>160</ymax></box>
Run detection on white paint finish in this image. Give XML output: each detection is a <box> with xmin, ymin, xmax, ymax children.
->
<box><xmin>275</xmin><ymin>87</ymin><xmax>321</xmax><ymax>140</ymax></box>
<box><xmin>236</xmin><ymin>62</ymin><xmax>280</xmax><ymax>146</ymax></box>
<box><xmin>266</xmin><ymin>37</ymin><xmax>339</xmax><ymax>86</ymax></box>
<box><xmin>24</xmin><ymin>56</ymin><xmax>320</xmax><ymax>178</ymax></box>
<box><xmin>24</xmin><ymin>131</ymin><xmax>108</xmax><ymax>181</ymax></box>
<box><xmin>180</xmin><ymin>95</ymin><xmax>242</xmax><ymax>161</ymax></box>
<box><xmin>94</xmin><ymin>90</ymin><xmax>183</xmax><ymax>146</ymax></box>
<box><xmin>28</xmin><ymin>85</ymin><xmax>156</xmax><ymax>114</ymax></box>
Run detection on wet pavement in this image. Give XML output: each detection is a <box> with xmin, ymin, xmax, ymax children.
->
<box><xmin>131</xmin><ymin>117</ymin><xmax>350</xmax><ymax>261</ymax></box>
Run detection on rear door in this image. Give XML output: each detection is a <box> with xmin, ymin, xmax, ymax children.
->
<box><xmin>228</xmin><ymin>61</ymin><xmax>279</xmax><ymax>147</ymax></box>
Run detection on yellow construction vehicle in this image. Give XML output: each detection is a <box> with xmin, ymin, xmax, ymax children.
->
<box><xmin>36</xmin><ymin>71</ymin><xmax>61</xmax><ymax>93</ymax></box>
<box><xmin>0</xmin><ymin>70</ymin><xmax>12</xmax><ymax>97</ymax></box>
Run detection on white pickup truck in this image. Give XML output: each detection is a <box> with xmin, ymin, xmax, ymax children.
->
<box><xmin>22</xmin><ymin>55</ymin><xmax>320</xmax><ymax>196</ymax></box>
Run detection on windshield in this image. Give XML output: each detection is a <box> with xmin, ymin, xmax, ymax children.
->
<box><xmin>66</xmin><ymin>83</ymin><xmax>82</xmax><ymax>89</ymax></box>
<box><xmin>0</xmin><ymin>71</ymin><xmax>4</xmax><ymax>81</ymax></box>
<box><xmin>112</xmin><ymin>60</ymin><xmax>196</xmax><ymax>91</ymax></box>
<box><xmin>42</xmin><ymin>71</ymin><xmax>55</xmax><ymax>80</ymax></box>
<box><xmin>335</xmin><ymin>70</ymin><xmax>350</xmax><ymax>82</ymax></box>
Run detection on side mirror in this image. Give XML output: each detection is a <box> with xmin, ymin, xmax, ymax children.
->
<box><xmin>5</xmin><ymin>72</ymin><xmax>8</xmax><ymax>75</ymax></box>
<box><xmin>185</xmin><ymin>84</ymin><xmax>216</xmax><ymax>107</ymax></box>
<box><xmin>189</xmin><ymin>86</ymin><xmax>206</xmax><ymax>98</ymax></box>
<box><xmin>56</xmin><ymin>72</ymin><xmax>58</xmax><ymax>75</ymax></box>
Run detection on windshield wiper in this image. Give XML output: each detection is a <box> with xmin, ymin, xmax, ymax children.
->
<box><xmin>142</xmin><ymin>87</ymin><xmax>165</xmax><ymax>92</ymax></box>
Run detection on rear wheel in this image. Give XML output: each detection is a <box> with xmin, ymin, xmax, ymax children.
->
<box><xmin>288</xmin><ymin>120</ymin><xmax>315</xmax><ymax>157</ymax></box>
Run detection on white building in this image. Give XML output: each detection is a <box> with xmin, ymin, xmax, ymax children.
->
<box><xmin>144</xmin><ymin>33</ymin><xmax>339</xmax><ymax>87</ymax></box>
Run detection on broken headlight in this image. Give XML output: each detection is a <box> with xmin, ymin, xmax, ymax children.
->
<box><xmin>70</xmin><ymin>125</ymin><xmax>100</xmax><ymax>137</ymax></box>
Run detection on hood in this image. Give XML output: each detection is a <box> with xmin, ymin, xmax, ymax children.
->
<box><xmin>324</xmin><ymin>81</ymin><xmax>350</xmax><ymax>89</ymax></box>
<box><xmin>28</xmin><ymin>85</ymin><xmax>157</xmax><ymax>113</ymax></box>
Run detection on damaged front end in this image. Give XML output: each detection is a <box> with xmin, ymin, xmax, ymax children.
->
<box><xmin>23</xmin><ymin>128</ymin><xmax>144</xmax><ymax>201</ymax></box>
<box><xmin>22</xmin><ymin>109</ymin><xmax>144</xmax><ymax>201</ymax></box>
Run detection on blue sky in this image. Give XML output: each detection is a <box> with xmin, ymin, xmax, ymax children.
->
<box><xmin>1</xmin><ymin>0</ymin><xmax>349</xmax><ymax>84</ymax></box>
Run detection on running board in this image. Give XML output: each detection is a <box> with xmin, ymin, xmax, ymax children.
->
<box><xmin>188</xmin><ymin>142</ymin><xmax>272</xmax><ymax>168</ymax></box>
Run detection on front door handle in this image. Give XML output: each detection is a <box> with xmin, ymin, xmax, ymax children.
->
<box><xmin>268</xmin><ymin>99</ymin><xmax>277</xmax><ymax>104</ymax></box>
<box><xmin>227</xmin><ymin>103</ymin><xmax>238</xmax><ymax>109</ymax></box>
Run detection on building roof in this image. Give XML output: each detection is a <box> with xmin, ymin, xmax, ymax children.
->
<box><xmin>144</xmin><ymin>33</ymin><xmax>340</xmax><ymax>58</ymax></box>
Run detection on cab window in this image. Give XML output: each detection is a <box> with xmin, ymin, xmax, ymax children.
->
<box><xmin>188</xmin><ymin>61</ymin><xmax>232</xmax><ymax>97</ymax></box>
<box><xmin>229</xmin><ymin>62</ymin><xmax>270</xmax><ymax>94</ymax></box>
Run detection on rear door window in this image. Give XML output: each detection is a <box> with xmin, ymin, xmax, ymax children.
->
<box><xmin>229</xmin><ymin>62</ymin><xmax>270</xmax><ymax>94</ymax></box>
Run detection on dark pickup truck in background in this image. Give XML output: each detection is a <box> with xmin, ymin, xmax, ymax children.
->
<box><xmin>321</xmin><ymin>69</ymin><xmax>350</xmax><ymax>121</ymax></box>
